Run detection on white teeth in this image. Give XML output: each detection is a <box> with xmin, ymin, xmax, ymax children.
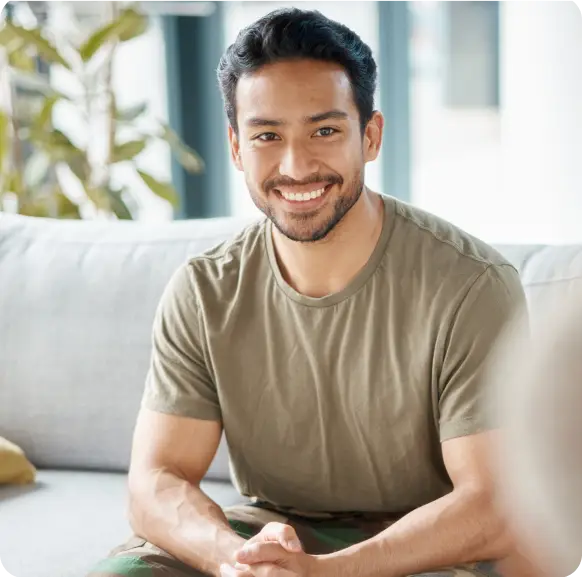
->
<box><xmin>281</xmin><ymin>187</ymin><xmax>326</xmax><ymax>202</ymax></box>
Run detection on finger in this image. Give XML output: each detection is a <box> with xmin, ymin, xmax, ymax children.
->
<box><xmin>253</xmin><ymin>565</ymin><xmax>289</xmax><ymax>577</ymax></box>
<box><xmin>237</xmin><ymin>541</ymin><xmax>297</xmax><ymax>566</ymax></box>
<box><xmin>236</xmin><ymin>541</ymin><xmax>291</xmax><ymax>565</ymax></box>
<box><xmin>246</xmin><ymin>523</ymin><xmax>303</xmax><ymax>552</ymax></box>
<box><xmin>221</xmin><ymin>562</ymin><xmax>288</xmax><ymax>577</ymax></box>
<box><xmin>220</xmin><ymin>563</ymin><xmax>250</xmax><ymax>577</ymax></box>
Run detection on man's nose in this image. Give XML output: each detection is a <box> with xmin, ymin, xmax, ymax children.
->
<box><xmin>278</xmin><ymin>143</ymin><xmax>319</xmax><ymax>182</ymax></box>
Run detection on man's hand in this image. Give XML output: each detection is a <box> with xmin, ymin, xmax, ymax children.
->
<box><xmin>219</xmin><ymin>522</ymin><xmax>322</xmax><ymax>577</ymax></box>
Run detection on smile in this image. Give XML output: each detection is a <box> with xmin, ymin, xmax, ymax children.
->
<box><xmin>277</xmin><ymin>185</ymin><xmax>331</xmax><ymax>203</ymax></box>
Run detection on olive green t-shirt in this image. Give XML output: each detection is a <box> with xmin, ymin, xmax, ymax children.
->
<box><xmin>142</xmin><ymin>194</ymin><xmax>526</xmax><ymax>514</ymax></box>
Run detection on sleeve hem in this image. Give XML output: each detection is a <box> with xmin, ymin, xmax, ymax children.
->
<box><xmin>439</xmin><ymin>418</ymin><xmax>495</xmax><ymax>442</ymax></box>
<box><xmin>141</xmin><ymin>396</ymin><xmax>222</xmax><ymax>422</ymax></box>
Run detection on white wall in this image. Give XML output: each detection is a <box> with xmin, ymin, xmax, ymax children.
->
<box><xmin>499</xmin><ymin>0</ymin><xmax>582</xmax><ymax>244</ymax></box>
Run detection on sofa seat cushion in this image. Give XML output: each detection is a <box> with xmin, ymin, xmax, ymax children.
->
<box><xmin>0</xmin><ymin>469</ymin><xmax>241</xmax><ymax>577</ymax></box>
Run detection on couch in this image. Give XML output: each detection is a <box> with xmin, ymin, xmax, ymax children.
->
<box><xmin>1</xmin><ymin>210</ymin><xmax>581</xmax><ymax>577</ymax></box>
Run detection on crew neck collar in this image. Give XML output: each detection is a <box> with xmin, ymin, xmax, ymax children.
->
<box><xmin>264</xmin><ymin>194</ymin><xmax>395</xmax><ymax>308</ymax></box>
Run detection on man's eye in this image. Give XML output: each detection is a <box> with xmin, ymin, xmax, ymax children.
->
<box><xmin>315</xmin><ymin>127</ymin><xmax>337</xmax><ymax>137</ymax></box>
<box><xmin>257</xmin><ymin>133</ymin><xmax>279</xmax><ymax>141</ymax></box>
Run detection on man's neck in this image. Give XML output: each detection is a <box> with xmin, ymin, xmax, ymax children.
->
<box><xmin>271</xmin><ymin>189</ymin><xmax>385</xmax><ymax>298</ymax></box>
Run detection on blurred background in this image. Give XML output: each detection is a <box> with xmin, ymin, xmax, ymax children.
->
<box><xmin>1</xmin><ymin>0</ymin><xmax>581</xmax><ymax>245</ymax></box>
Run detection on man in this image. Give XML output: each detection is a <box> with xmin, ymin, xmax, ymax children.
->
<box><xmin>88</xmin><ymin>8</ymin><xmax>526</xmax><ymax>577</ymax></box>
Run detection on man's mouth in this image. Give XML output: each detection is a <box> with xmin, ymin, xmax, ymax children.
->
<box><xmin>275</xmin><ymin>183</ymin><xmax>333</xmax><ymax>203</ymax></box>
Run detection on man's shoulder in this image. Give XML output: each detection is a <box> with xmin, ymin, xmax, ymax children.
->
<box><xmin>184</xmin><ymin>217</ymin><xmax>267</xmax><ymax>296</ymax></box>
<box><xmin>390</xmin><ymin>196</ymin><xmax>514</xmax><ymax>272</ymax></box>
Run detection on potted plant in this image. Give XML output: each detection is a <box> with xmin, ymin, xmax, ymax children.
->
<box><xmin>0</xmin><ymin>2</ymin><xmax>203</xmax><ymax>219</ymax></box>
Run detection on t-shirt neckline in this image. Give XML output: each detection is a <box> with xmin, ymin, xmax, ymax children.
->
<box><xmin>264</xmin><ymin>194</ymin><xmax>395</xmax><ymax>308</ymax></box>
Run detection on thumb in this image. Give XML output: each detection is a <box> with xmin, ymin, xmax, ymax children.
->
<box><xmin>281</xmin><ymin>537</ymin><xmax>303</xmax><ymax>553</ymax></box>
<box><xmin>247</xmin><ymin>523</ymin><xmax>303</xmax><ymax>553</ymax></box>
<box><xmin>236</xmin><ymin>542</ymin><xmax>290</xmax><ymax>565</ymax></box>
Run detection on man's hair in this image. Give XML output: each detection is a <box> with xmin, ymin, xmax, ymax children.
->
<box><xmin>217</xmin><ymin>8</ymin><xmax>377</xmax><ymax>135</ymax></box>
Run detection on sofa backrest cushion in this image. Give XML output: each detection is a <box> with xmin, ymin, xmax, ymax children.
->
<box><xmin>0</xmin><ymin>213</ymin><xmax>255</xmax><ymax>479</ymax></box>
<box><xmin>495</xmin><ymin>244</ymin><xmax>582</xmax><ymax>325</ymax></box>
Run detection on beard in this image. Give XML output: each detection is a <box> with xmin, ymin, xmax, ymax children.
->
<box><xmin>248</xmin><ymin>169</ymin><xmax>365</xmax><ymax>243</ymax></box>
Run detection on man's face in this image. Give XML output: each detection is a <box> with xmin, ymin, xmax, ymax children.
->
<box><xmin>229</xmin><ymin>59</ymin><xmax>382</xmax><ymax>243</ymax></box>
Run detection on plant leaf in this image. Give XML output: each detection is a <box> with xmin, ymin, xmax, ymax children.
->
<box><xmin>23</xmin><ymin>150</ymin><xmax>51</xmax><ymax>189</ymax></box>
<box><xmin>55</xmin><ymin>190</ymin><xmax>82</xmax><ymax>219</ymax></box>
<box><xmin>79</xmin><ymin>8</ymin><xmax>148</xmax><ymax>62</ymax></box>
<box><xmin>33</xmin><ymin>128</ymin><xmax>85</xmax><ymax>162</ymax></box>
<box><xmin>7</xmin><ymin>48</ymin><xmax>36</xmax><ymax>72</ymax></box>
<box><xmin>6</xmin><ymin>23</ymin><xmax>71</xmax><ymax>70</ymax></box>
<box><xmin>79</xmin><ymin>20</ymin><xmax>118</xmax><ymax>62</ymax></box>
<box><xmin>6</xmin><ymin>171</ymin><xmax>24</xmax><ymax>197</ymax></box>
<box><xmin>105</xmin><ymin>187</ymin><xmax>133</xmax><ymax>220</ymax></box>
<box><xmin>65</xmin><ymin>156</ymin><xmax>89</xmax><ymax>184</ymax></box>
<box><xmin>0</xmin><ymin>23</ymin><xmax>23</xmax><ymax>52</ymax></box>
<box><xmin>112</xmin><ymin>139</ymin><xmax>147</xmax><ymax>163</ymax></box>
<box><xmin>84</xmin><ymin>187</ymin><xmax>109</xmax><ymax>211</ymax></box>
<box><xmin>19</xmin><ymin>199</ymin><xmax>51</xmax><ymax>218</ymax></box>
<box><xmin>115</xmin><ymin>101</ymin><xmax>147</xmax><ymax>122</ymax></box>
<box><xmin>34</xmin><ymin>95</ymin><xmax>60</xmax><ymax>130</ymax></box>
<box><xmin>116</xmin><ymin>8</ymin><xmax>149</xmax><ymax>42</ymax></box>
<box><xmin>137</xmin><ymin>170</ymin><xmax>178</xmax><ymax>206</ymax></box>
<box><xmin>160</xmin><ymin>124</ymin><xmax>205</xmax><ymax>173</ymax></box>
<box><xmin>12</xmin><ymin>91</ymin><xmax>45</xmax><ymax>125</ymax></box>
<box><xmin>11</xmin><ymin>70</ymin><xmax>69</xmax><ymax>99</ymax></box>
<box><xmin>0</xmin><ymin>110</ymin><xmax>9</xmax><ymax>170</ymax></box>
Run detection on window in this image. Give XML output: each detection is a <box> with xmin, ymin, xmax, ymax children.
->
<box><xmin>409</xmin><ymin>1</ymin><xmax>502</xmax><ymax>242</ymax></box>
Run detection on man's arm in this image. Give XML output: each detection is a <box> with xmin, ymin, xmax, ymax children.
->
<box><xmin>126</xmin><ymin>263</ymin><xmax>246</xmax><ymax>575</ymax></box>
<box><xmin>128</xmin><ymin>408</ymin><xmax>246</xmax><ymax>577</ymax></box>
<box><xmin>320</xmin><ymin>264</ymin><xmax>526</xmax><ymax>576</ymax></box>
<box><xmin>229</xmin><ymin>432</ymin><xmax>514</xmax><ymax>577</ymax></box>
<box><xmin>319</xmin><ymin>431</ymin><xmax>512</xmax><ymax>577</ymax></box>
<box><xmin>317</xmin><ymin>265</ymin><xmax>527</xmax><ymax>577</ymax></box>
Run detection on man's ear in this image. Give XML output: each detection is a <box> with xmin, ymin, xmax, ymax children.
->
<box><xmin>228</xmin><ymin>125</ymin><xmax>243</xmax><ymax>171</ymax></box>
<box><xmin>363</xmin><ymin>111</ymin><xmax>384</xmax><ymax>163</ymax></box>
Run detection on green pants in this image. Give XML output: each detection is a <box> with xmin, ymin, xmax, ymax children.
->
<box><xmin>87</xmin><ymin>502</ymin><xmax>501</xmax><ymax>577</ymax></box>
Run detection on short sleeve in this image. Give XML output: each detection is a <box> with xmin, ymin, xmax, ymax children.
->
<box><xmin>438</xmin><ymin>263</ymin><xmax>527</xmax><ymax>442</ymax></box>
<box><xmin>141</xmin><ymin>263</ymin><xmax>221</xmax><ymax>421</ymax></box>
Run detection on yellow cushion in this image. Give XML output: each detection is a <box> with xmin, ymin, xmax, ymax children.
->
<box><xmin>0</xmin><ymin>437</ymin><xmax>36</xmax><ymax>485</ymax></box>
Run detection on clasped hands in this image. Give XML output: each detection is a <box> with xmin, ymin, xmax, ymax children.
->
<box><xmin>220</xmin><ymin>522</ymin><xmax>322</xmax><ymax>577</ymax></box>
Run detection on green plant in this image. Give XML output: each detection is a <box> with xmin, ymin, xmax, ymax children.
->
<box><xmin>0</xmin><ymin>2</ymin><xmax>203</xmax><ymax>219</ymax></box>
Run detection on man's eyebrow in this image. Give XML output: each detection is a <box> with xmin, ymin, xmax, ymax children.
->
<box><xmin>305</xmin><ymin>110</ymin><xmax>349</xmax><ymax>123</ymax></box>
<box><xmin>244</xmin><ymin>110</ymin><xmax>349</xmax><ymax>128</ymax></box>
<box><xmin>245</xmin><ymin>117</ymin><xmax>284</xmax><ymax>127</ymax></box>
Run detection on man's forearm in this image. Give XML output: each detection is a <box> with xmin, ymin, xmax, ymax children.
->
<box><xmin>129</xmin><ymin>468</ymin><xmax>245</xmax><ymax>577</ymax></box>
<box><xmin>320</xmin><ymin>488</ymin><xmax>510</xmax><ymax>577</ymax></box>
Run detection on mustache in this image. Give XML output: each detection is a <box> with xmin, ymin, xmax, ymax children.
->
<box><xmin>264</xmin><ymin>174</ymin><xmax>343</xmax><ymax>192</ymax></box>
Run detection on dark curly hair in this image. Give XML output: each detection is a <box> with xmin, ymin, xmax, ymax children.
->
<box><xmin>217</xmin><ymin>8</ymin><xmax>377</xmax><ymax>135</ymax></box>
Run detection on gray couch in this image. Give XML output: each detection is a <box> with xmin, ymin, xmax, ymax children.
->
<box><xmin>1</xmin><ymin>211</ymin><xmax>581</xmax><ymax>577</ymax></box>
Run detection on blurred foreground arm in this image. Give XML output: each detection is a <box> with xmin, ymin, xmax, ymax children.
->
<box><xmin>493</xmin><ymin>297</ymin><xmax>582</xmax><ymax>577</ymax></box>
